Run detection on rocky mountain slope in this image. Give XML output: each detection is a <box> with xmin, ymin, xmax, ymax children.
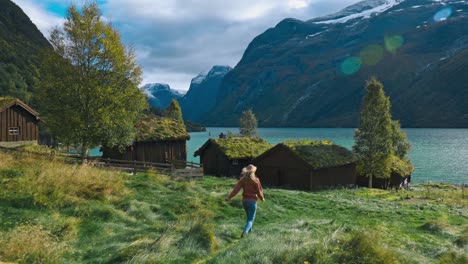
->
<box><xmin>179</xmin><ymin>65</ymin><xmax>232</xmax><ymax>122</ymax></box>
<box><xmin>203</xmin><ymin>0</ymin><xmax>468</xmax><ymax>127</ymax></box>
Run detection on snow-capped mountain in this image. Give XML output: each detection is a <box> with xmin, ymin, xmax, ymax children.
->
<box><xmin>142</xmin><ymin>83</ymin><xmax>183</xmax><ymax>110</ymax></box>
<box><xmin>310</xmin><ymin>0</ymin><xmax>405</xmax><ymax>24</ymax></box>
<box><xmin>179</xmin><ymin>65</ymin><xmax>232</xmax><ymax>122</ymax></box>
<box><xmin>203</xmin><ymin>0</ymin><xmax>468</xmax><ymax>127</ymax></box>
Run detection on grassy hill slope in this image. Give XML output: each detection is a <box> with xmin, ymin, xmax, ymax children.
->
<box><xmin>0</xmin><ymin>150</ymin><xmax>466</xmax><ymax>263</ymax></box>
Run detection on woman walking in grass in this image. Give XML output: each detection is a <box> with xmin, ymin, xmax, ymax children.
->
<box><xmin>226</xmin><ymin>164</ymin><xmax>265</xmax><ymax>238</ymax></box>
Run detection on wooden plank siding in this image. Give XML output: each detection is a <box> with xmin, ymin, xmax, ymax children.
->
<box><xmin>254</xmin><ymin>145</ymin><xmax>357</xmax><ymax>190</ymax></box>
<box><xmin>102</xmin><ymin>140</ymin><xmax>187</xmax><ymax>164</ymax></box>
<box><xmin>0</xmin><ymin>105</ymin><xmax>39</xmax><ymax>142</ymax></box>
<box><xmin>198</xmin><ymin>145</ymin><xmax>251</xmax><ymax>177</ymax></box>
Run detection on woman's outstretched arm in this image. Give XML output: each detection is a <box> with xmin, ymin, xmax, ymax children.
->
<box><xmin>257</xmin><ymin>180</ymin><xmax>265</xmax><ymax>201</ymax></box>
<box><xmin>226</xmin><ymin>180</ymin><xmax>243</xmax><ymax>201</ymax></box>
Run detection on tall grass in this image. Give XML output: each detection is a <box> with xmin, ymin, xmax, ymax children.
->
<box><xmin>0</xmin><ymin>152</ymin><xmax>126</xmax><ymax>208</ymax></box>
<box><xmin>0</xmin><ymin>225</ymin><xmax>68</xmax><ymax>264</ymax></box>
<box><xmin>0</xmin><ymin>150</ymin><xmax>466</xmax><ymax>263</ymax></box>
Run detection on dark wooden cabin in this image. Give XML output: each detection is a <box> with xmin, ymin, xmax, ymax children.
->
<box><xmin>102</xmin><ymin>116</ymin><xmax>190</xmax><ymax>163</ymax></box>
<box><xmin>194</xmin><ymin>137</ymin><xmax>272</xmax><ymax>177</ymax></box>
<box><xmin>0</xmin><ymin>97</ymin><xmax>40</xmax><ymax>147</ymax></box>
<box><xmin>356</xmin><ymin>155</ymin><xmax>414</xmax><ymax>189</ymax></box>
<box><xmin>253</xmin><ymin>140</ymin><xmax>357</xmax><ymax>190</ymax></box>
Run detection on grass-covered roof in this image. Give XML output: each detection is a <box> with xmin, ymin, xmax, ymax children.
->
<box><xmin>205</xmin><ymin>137</ymin><xmax>272</xmax><ymax>159</ymax></box>
<box><xmin>135</xmin><ymin>115</ymin><xmax>190</xmax><ymax>141</ymax></box>
<box><xmin>390</xmin><ymin>155</ymin><xmax>414</xmax><ymax>176</ymax></box>
<box><xmin>282</xmin><ymin>140</ymin><xmax>357</xmax><ymax>169</ymax></box>
<box><xmin>0</xmin><ymin>96</ymin><xmax>15</xmax><ymax>109</ymax></box>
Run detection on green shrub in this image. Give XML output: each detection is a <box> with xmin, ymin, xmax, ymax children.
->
<box><xmin>185</xmin><ymin>222</ymin><xmax>218</xmax><ymax>253</ymax></box>
<box><xmin>336</xmin><ymin>232</ymin><xmax>401</xmax><ymax>264</ymax></box>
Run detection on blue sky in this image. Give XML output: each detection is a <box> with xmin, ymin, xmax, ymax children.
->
<box><xmin>13</xmin><ymin>0</ymin><xmax>360</xmax><ymax>91</ymax></box>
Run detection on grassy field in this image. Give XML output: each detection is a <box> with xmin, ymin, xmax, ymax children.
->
<box><xmin>0</xmin><ymin>150</ymin><xmax>466</xmax><ymax>263</ymax></box>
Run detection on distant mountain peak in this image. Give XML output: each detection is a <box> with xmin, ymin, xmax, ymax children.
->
<box><xmin>142</xmin><ymin>83</ymin><xmax>183</xmax><ymax>109</ymax></box>
<box><xmin>207</xmin><ymin>65</ymin><xmax>232</xmax><ymax>77</ymax></box>
<box><xmin>311</xmin><ymin>0</ymin><xmax>405</xmax><ymax>24</ymax></box>
<box><xmin>190</xmin><ymin>65</ymin><xmax>232</xmax><ymax>85</ymax></box>
<box><xmin>180</xmin><ymin>65</ymin><xmax>232</xmax><ymax>122</ymax></box>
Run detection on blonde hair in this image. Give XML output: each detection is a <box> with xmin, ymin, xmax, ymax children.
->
<box><xmin>245</xmin><ymin>171</ymin><xmax>258</xmax><ymax>183</ymax></box>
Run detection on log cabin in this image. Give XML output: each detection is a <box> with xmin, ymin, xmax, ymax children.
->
<box><xmin>194</xmin><ymin>137</ymin><xmax>272</xmax><ymax>177</ymax></box>
<box><xmin>0</xmin><ymin>97</ymin><xmax>40</xmax><ymax>147</ymax></box>
<box><xmin>102</xmin><ymin>115</ymin><xmax>190</xmax><ymax>163</ymax></box>
<box><xmin>253</xmin><ymin>140</ymin><xmax>357</xmax><ymax>190</ymax></box>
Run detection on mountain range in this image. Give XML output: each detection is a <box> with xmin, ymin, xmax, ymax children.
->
<box><xmin>199</xmin><ymin>0</ymin><xmax>468</xmax><ymax>127</ymax></box>
<box><xmin>2</xmin><ymin>0</ymin><xmax>467</xmax><ymax>128</ymax></box>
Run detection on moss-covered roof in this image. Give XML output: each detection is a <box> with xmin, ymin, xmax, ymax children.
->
<box><xmin>390</xmin><ymin>155</ymin><xmax>414</xmax><ymax>176</ymax></box>
<box><xmin>282</xmin><ymin>140</ymin><xmax>357</xmax><ymax>169</ymax></box>
<box><xmin>196</xmin><ymin>137</ymin><xmax>272</xmax><ymax>159</ymax></box>
<box><xmin>0</xmin><ymin>96</ymin><xmax>15</xmax><ymax>109</ymax></box>
<box><xmin>135</xmin><ymin>115</ymin><xmax>190</xmax><ymax>141</ymax></box>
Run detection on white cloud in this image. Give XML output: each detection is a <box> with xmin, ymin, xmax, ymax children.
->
<box><xmin>12</xmin><ymin>0</ymin><xmax>65</xmax><ymax>38</ymax></box>
<box><xmin>288</xmin><ymin>0</ymin><xmax>311</xmax><ymax>9</ymax></box>
<box><xmin>103</xmin><ymin>0</ymin><xmax>314</xmax><ymax>22</ymax></box>
<box><xmin>12</xmin><ymin>0</ymin><xmax>362</xmax><ymax>91</ymax></box>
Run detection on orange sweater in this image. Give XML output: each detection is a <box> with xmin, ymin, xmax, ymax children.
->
<box><xmin>227</xmin><ymin>177</ymin><xmax>264</xmax><ymax>202</ymax></box>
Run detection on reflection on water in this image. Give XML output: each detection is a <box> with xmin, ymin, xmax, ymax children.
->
<box><xmin>189</xmin><ymin>128</ymin><xmax>468</xmax><ymax>184</ymax></box>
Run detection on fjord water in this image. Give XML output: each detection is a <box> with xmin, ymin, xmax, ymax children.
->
<box><xmin>188</xmin><ymin>128</ymin><xmax>468</xmax><ymax>184</ymax></box>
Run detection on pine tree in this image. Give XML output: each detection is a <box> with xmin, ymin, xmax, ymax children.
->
<box><xmin>353</xmin><ymin>78</ymin><xmax>393</xmax><ymax>188</ymax></box>
<box><xmin>391</xmin><ymin>120</ymin><xmax>411</xmax><ymax>160</ymax></box>
<box><xmin>239</xmin><ymin>109</ymin><xmax>257</xmax><ymax>137</ymax></box>
<box><xmin>37</xmin><ymin>2</ymin><xmax>147</xmax><ymax>158</ymax></box>
<box><xmin>164</xmin><ymin>99</ymin><xmax>184</xmax><ymax>125</ymax></box>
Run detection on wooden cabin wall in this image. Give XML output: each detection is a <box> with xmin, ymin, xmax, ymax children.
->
<box><xmin>311</xmin><ymin>163</ymin><xmax>356</xmax><ymax>189</ymax></box>
<box><xmin>228</xmin><ymin>159</ymin><xmax>252</xmax><ymax>178</ymax></box>
<box><xmin>102</xmin><ymin>140</ymin><xmax>187</xmax><ymax>163</ymax></box>
<box><xmin>254</xmin><ymin>147</ymin><xmax>311</xmax><ymax>189</ymax></box>
<box><xmin>135</xmin><ymin>140</ymin><xmax>187</xmax><ymax>163</ymax></box>
<box><xmin>0</xmin><ymin>105</ymin><xmax>39</xmax><ymax>142</ymax></box>
<box><xmin>200</xmin><ymin>146</ymin><xmax>231</xmax><ymax>176</ymax></box>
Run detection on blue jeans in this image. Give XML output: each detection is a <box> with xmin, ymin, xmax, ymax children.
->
<box><xmin>242</xmin><ymin>201</ymin><xmax>257</xmax><ymax>234</ymax></box>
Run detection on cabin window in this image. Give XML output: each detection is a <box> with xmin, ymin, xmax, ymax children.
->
<box><xmin>9</xmin><ymin>127</ymin><xmax>20</xmax><ymax>135</ymax></box>
<box><xmin>232</xmin><ymin>159</ymin><xmax>239</xmax><ymax>165</ymax></box>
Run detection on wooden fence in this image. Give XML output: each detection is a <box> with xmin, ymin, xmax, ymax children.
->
<box><xmin>0</xmin><ymin>146</ymin><xmax>204</xmax><ymax>179</ymax></box>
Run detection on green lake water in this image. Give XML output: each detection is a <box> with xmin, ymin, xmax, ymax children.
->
<box><xmin>188</xmin><ymin>128</ymin><xmax>468</xmax><ymax>184</ymax></box>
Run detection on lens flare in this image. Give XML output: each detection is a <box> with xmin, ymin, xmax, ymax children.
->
<box><xmin>385</xmin><ymin>35</ymin><xmax>404</xmax><ymax>53</ymax></box>
<box><xmin>433</xmin><ymin>7</ymin><xmax>453</xmax><ymax>22</ymax></box>
<box><xmin>360</xmin><ymin>44</ymin><xmax>384</xmax><ymax>66</ymax></box>
<box><xmin>340</xmin><ymin>57</ymin><xmax>362</xmax><ymax>75</ymax></box>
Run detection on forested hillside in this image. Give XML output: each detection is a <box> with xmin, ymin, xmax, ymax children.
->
<box><xmin>0</xmin><ymin>0</ymin><xmax>51</xmax><ymax>104</ymax></box>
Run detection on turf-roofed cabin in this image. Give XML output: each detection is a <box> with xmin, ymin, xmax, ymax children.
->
<box><xmin>0</xmin><ymin>97</ymin><xmax>40</xmax><ymax>147</ymax></box>
<box><xmin>194</xmin><ymin>137</ymin><xmax>272</xmax><ymax>177</ymax></box>
<box><xmin>102</xmin><ymin>116</ymin><xmax>190</xmax><ymax>163</ymax></box>
<box><xmin>356</xmin><ymin>156</ymin><xmax>414</xmax><ymax>189</ymax></box>
<box><xmin>253</xmin><ymin>140</ymin><xmax>357</xmax><ymax>190</ymax></box>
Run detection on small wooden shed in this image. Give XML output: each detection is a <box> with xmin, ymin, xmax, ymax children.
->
<box><xmin>0</xmin><ymin>97</ymin><xmax>40</xmax><ymax>147</ymax></box>
<box><xmin>253</xmin><ymin>140</ymin><xmax>357</xmax><ymax>190</ymax></box>
<box><xmin>102</xmin><ymin>115</ymin><xmax>190</xmax><ymax>163</ymax></box>
<box><xmin>194</xmin><ymin>137</ymin><xmax>272</xmax><ymax>177</ymax></box>
<box><xmin>356</xmin><ymin>155</ymin><xmax>414</xmax><ymax>189</ymax></box>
